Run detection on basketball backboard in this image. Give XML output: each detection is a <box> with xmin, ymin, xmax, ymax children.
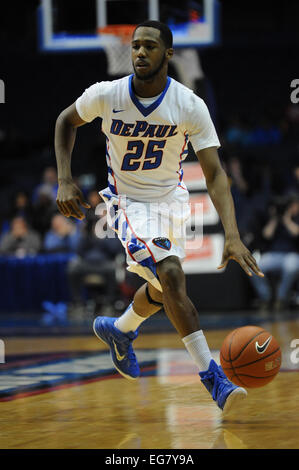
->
<box><xmin>38</xmin><ymin>0</ymin><xmax>220</xmax><ymax>52</ymax></box>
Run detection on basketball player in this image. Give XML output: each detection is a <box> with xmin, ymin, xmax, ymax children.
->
<box><xmin>55</xmin><ymin>20</ymin><xmax>264</xmax><ymax>413</ymax></box>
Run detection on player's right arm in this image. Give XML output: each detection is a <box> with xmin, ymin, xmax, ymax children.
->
<box><xmin>55</xmin><ymin>102</ymin><xmax>91</xmax><ymax>220</ymax></box>
<box><xmin>185</xmin><ymin>92</ymin><xmax>263</xmax><ymax>277</ymax></box>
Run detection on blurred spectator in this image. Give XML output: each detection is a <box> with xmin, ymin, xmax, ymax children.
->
<box><xmin>84</xmin><ymin>189</ymin><xmax>102</xmax><ymax>228</ymax></box>
<box><xmin>250</xmin><ymin>195</ymin><xmax>299</xmax><ymax>311</ymax></box>
<box><xmin>228</xmin><ymin>157</ymin><xmax>249</xmax><ymax>194</ymax></box>
<box><xmin>225</xmin><ymin>115</ymin><xmax>282</xmax><ymax>148</ymax></box>
<box><xmin>225</xmin><ymin>115</ymin><xmax>249</xmax><ymax>147</ymax></box>
<box><xmin>283</xmin><ymin>103</ymin><xmax>299</xmax><ymax>144</ymax></box>
<box><xmin>88</xmin><ymin>189</ymin><xmax>102</xmax><ymax>208</ymax></box>
<box><xmin>31</xmin><ymin>185</ymin><xmax>57</xmax><ymax>237</ymax></box>
<box><xmin>43</xmin><ymin>214</ymin><xmax>81</xmax><ymax>253</ymax></box>
<box><xmin>0</xmin><ymin>216</ymin><xmax>41</xmax><ymax>257</ymax></box>
<box><xmin>249</xmin><ymin>116</ymin><xmax>282</xmax><ymax>146</ymax></box>
<box><xmin>288</xmin><ymin>165</ymin><xmax>299</xmax><ymax>195</ymax></box>
<box><xmin>227</xmin><ymin>155</ymin><xmax>270</xmax><ymax>237</ymax></box>
<box><xmin>7</xmin><ymin>190</ymin><xmax>34</xmax><ymax>226</ymax></box>
<box><xmin>32</xmin><ymin>166</ymin><xmax>58</xmax><ymax>203</ymax></box>
<box><xmin>67</xmin><ymin>213</ymin><xmax>123</xmax><ymax>312</ymax></box>
<box><xmin>226</xmin><ymin>156</ymin><xmax>250</xmax><ymax>235</ymax></box>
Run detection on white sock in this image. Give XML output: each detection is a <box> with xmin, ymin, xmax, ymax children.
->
<box><xmin>114</xmin><ymin>303</ymin><xmax>146</xmax><ymax>333</ymax></box>
<box><xmin>182</xmin><ymin>330</ymin><xmax>213</xmax><ymax>372</ymax></box>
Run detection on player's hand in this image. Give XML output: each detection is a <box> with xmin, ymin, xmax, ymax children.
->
<box><xmin>217</xmin><ymin>236</ymin><xmax>264</xmax><ymax>278</ymax></box>
<box><xmin>56</xmin><ymin>179</ymin><xmax>91</xmax><ymax>220</ymax></box>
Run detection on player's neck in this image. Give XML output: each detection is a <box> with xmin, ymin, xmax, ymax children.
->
<box><xmin>132</xmin><ymin>74</ymin><xmax>168</xmax><ymax>98</ymax></box>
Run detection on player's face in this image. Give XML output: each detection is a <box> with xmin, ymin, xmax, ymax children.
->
<box><xmin>132</xmin><ymin>27</ymin><xmax>170</xmax><ymax>80</ymax></box>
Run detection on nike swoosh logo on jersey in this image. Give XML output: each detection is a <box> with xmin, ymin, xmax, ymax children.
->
<box><xmin>255</xmin><ymin>336</ymin><xmax>272</xmax><ymax>354</ymax></box>
<box><xmin>113</xmin><ymin>340</ymin><xmax>125</xmax><ymax>361</ymax></box>
<box><xmin>112</xmin><ymin>108</ymin><xmax>125</xmax><ymax>113</ymax></box>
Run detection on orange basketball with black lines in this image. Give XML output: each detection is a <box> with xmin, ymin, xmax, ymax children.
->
<box><xmin>220</xmin><ymin>325</ymin><xmax>281</xmax><ymax>388</ymax></box>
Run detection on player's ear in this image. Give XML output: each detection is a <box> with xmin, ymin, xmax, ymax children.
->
<box><xmin>166</xmin><ymin>48</ymin><xmax>174</xmax><ymax>60</ymax></box>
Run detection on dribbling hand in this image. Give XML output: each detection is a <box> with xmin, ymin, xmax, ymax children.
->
<box><xmin>217</xmin><ymin>237</ymin><xmax>264</xmax><ymax>278</ymax></box>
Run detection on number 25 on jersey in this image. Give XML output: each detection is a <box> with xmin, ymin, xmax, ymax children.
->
<box><xmin>121</xmin><ymin>140</ymin><xmax>166</xmax><ymax>171</ymax></box>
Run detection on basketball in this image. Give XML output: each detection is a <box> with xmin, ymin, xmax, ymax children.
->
<box><xmin>220</xmin><ymin>326</ymin><xmax>282</xmax><ymax>388</ymax></box>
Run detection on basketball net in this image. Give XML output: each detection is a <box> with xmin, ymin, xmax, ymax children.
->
<box><xmin>98</xmin><ymin>25</ymin><xmax>135</xmax><ymax>77</ymax></box>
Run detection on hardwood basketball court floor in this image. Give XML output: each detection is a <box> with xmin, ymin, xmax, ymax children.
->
<box><xmin>0</xmin><ymin>312</ymin><xmax>299</xmax><ymax>449</ymax></box>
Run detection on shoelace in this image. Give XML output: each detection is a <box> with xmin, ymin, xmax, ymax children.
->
<box><xmin>203</xmin><ymin>369</ymin><xmax>232</xmax><ymax>401</ymax></box>
<box><xmin>127</xmin><ymin>348</ymin><xmax>137</xmax><ymax>364</ymax></box>
<box><xmin>119</xmin><ymin>337</ymin><xmax>137</xmax><ymax>364</ymax></box>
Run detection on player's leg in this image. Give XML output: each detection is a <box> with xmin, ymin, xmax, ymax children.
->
<box><xmin>93</xmin><ymin>282</ymin><xmax>163</xmax><ymax>380</ymax></box>
<box><xmin>156</xmin><ymin>255</ymin><xmax>247</xmax><ymax>412</ymax></box>
<box><xmin>114</xmin><ymin>282</ymin><xmax>163</xmax><ymax>333</ymax></box>
<box><xmin>133</xmin><ymin>282</ymin><xmax>163</xmax><ymax>316</ymax></box>
<box><xmin>276</xmin><ymin>252</ymin><xmax>299</xmax><ymax>309</ymax></box>
<box><xmin>156</xmin><ymin>255</ymin><xmax>213</xmax><ymax>369</ymax></box>
<box><xmin>156</xmin><ymin>256</ymin><xmax>200</xmax><ymax>337</ymax></box>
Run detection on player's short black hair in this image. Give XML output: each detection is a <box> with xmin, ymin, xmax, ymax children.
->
<box><xmin>133</xmin><ymin>20</ymin><xmax>173</xmax><ymax>49</ymax></box>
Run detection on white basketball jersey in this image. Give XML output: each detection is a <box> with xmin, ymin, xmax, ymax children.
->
<box><xmin>76</xmin><ymin>75</ymin><xmax>220</xmax><ymax>202</ymax></box>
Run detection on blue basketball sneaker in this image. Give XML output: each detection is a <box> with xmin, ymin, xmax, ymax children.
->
<box><xmin>93</xmin><ymin>316</ymin><xmax>140</xmax><ymax>380</ymax></box>
<box><xmin>199</xmin><ymin>359</ymin><xmax>247</xmax><ymax>413</ymax></box>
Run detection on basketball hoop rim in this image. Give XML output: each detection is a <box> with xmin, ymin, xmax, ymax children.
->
<box><xmin>98</xmin><ymin>24</ymin><xmax>136</xmax><ymax>45</ymax></box>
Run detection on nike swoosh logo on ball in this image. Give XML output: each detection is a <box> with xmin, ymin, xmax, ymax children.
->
<box><xmin>255</xmin><ymin>336</ymin><xmax>272</xmax><ymax>354</ymax></box>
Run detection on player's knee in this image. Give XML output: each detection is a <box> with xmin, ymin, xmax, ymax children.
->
<box><xmin>156</xmin><ymin>257</ymin><xmax>184</xmax><ymax>293</ymax></box>
<box><xmin>147</xmin><ymin>283</ymin><xmax>163</xmax><ymax>304</ymax></box>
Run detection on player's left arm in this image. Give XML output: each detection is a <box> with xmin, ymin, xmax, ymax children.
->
<box><xmin>196</xmin><ymin>146</ymin><xmax>264</xmax><ymax>278</ymax></box>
